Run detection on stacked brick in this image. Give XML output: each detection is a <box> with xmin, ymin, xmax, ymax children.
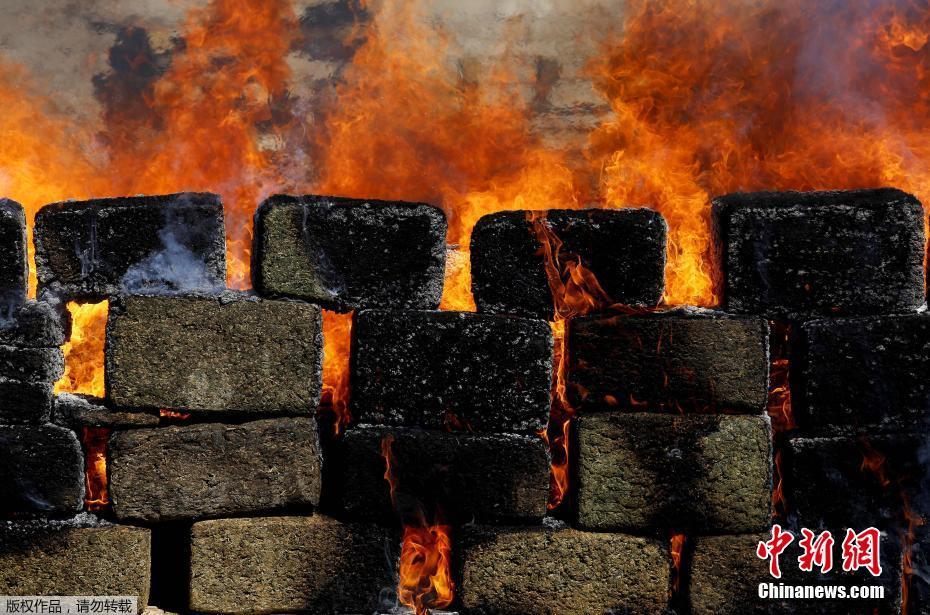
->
<box><xmin>1</xmin><ymin>188</ymin><xmax>923</xmax><ymax>614</ymax></box>
<box><xmin>704</xmin><ymin>188</ymin><xmax>926</xmax><ymax>613</ymax></box>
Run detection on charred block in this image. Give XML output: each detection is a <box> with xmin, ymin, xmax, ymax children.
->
<box><xmin>252</xmin><ymin>194</ymin><xmax>447</xmax><ymax>311</ymax></box>
<box><xmin>470</xmin><ymin>208</ymin><xmax>667</xmax><ymax>318</ymax></box>
<box><xmin>0</xmin><ymin>424</ymin><xmax>83</xmax><ymax>515</ymax></box>
<box><xmin>0</xmin><ymin>516</ymin><xmax>151</xmax><ymax>607</ymax></box>
<box><xmin>109</xmin><ymin>418</ymin><xmax>322</xmax><ymax>522</ymax></box>
<box><xmin>189</xmin><ymin>515</ymin><xmax>397</xmax><ymax>615</ymax></box>
<box><xmin>0</xmin><ymin>301</ymin><xmax>68</xmax><ymax>347</ymax></box>
<box><xmin>795</xmin><ymin>314</ymin><xmax>930</xmax><ymax>436</ymax></box>
<box><xmin>576</xmin><ymin>412</ymin><xmax>772</xmax><ymax>533</ymax></box>
<box><xmin>53</xmin><ymin>393</ymin><xmax>159</xmax><ymax>430</ymax></box>
<box><xmin>331</xmin><ymin>425</ymin><xmax>549</xmax><ymax>524</ymax></box>
<box><xmin>457</xmin><ymin>524</ymin><xmax>670</xmax><ymax>614</ymax></box>
<box><xmin>106</xmin><ymin>293</ymin><xmax>323</xmax><ymax>415</ymax></box>
<box><xmin>689</xmin><ymin>533</ymin><xmax>901</xmax><ymax>614</ymax></box>
<box><xmin>0</xmin><ymin>199</ymin><xmax>27</xmax><ymax>307</ymax></box>
<box><xmin>0</xmin><ymin>346</ymin><xmax>63</xmax><ymax>383</ymax></box>
<box><xmin>785</xmin><ymin>434</ymin><xmax>929</xmax><ymax>530</ymax></box>
<box><xmin>0</xmin><ymin>379</ymin><xmax>53</xmax><ymax>424</ymax></box>
<box><xmin>34</xmin><ymin>192</ymin><xmax>226</xmax><ymax>301</ymax></box>
<box><xmin>351</xmin><ymin>310</ymin><xmax>552</xmax><ymax>433</ymax></box>
<box><xmin>712</xmin><ymin>189</ymin><xmax>924</xmax><ymax>317</ymax></box>
<box><xmin>568</xmin><ymin>309</ymin><xmax>769</xmax><ymax>412</ymax></box>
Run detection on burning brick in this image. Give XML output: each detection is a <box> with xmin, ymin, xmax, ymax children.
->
<box><xmin>0</xmin><ymin>424</ymin><xmax>84</xmax><ymax>515</ymax></box>
<box><xmin>470</xmin><ymin>208</ymin><xmax>667</xmax><ymax>318</ymax></box>
<box><xmin>785</xmin><ymin>434</ymin><xmax>928</xmax><ymax>531</ymax></box>
<box><xmin>189</xmin><ymin>515</ymin><xmax>396</xmax><ymax>614</ymax></box>
<box><xmin>53</xmin><ymin>393</ymin><xmax>160</xmax><ymax>429</ymax></box>
<box><xmin>252</xmin><ymin>195</ymin><xmax>447</xmax><ymax>311</ymax></box>
<box><xmin>105</xmin><ymin>293</ymin><xmax>323</xmax><ymax>415</ymax></box>
<box><xmin>0</xmin><ymin>345</ymin><xmax>64</xmax><ymax>382</ymax></box>
<box><xmin>0</xmin><ymin>199</ymin><xmax>27</xmax><ymax>307</ymax></box>
<box><xmin>795</xmin><ymin>313</ymin><xmax>930</xmax><ymax>436</ymax></box>
<box><xmin>712</xmin><ymin>188</ymin><xmax>924</xmax><ymax>318</ymax></box>
<box><xmin>457</xmin><ymin>523</ymin><xmax>670</xmax><ymax>614</ymax></box>
<box><xmin>0</xmin><ymin>379</ymin><xmax>53</xmax><ymax>424</ymax></box>
<box><xmin>351</xmin><ymin>310</ymin><xmax>552</xmax><ymax>433</ymax></box>
<box><xmin>689</xmin><ymin>533</ymin><xmax>901</xmax><ymax>614</ymax></box>
<box><xmin>0</xmin><ymin>515</ymin><xmax>151</xmax><ymax>608</ymax></box>
<box><xmin>0</xmin><ymin>300</ymin><xmax>67</xmax><ymax>347</ymax></box>
<box><xmin>109</xmin><ymin>418</ymin><xmax>322</xmax><ymax>522</ymax></box>
<box><xmin>568</xmin><ymin>309</ymin><xmax>770</xmax><ymax>412</ymax></box>
<box><xmin>576</xmin><ymin>412</ymin><xmax>772</xmax><ymax>533</ymax></box>
<box><xmin>331</xmin><ymin>424</ymin><xmax>549</xmax><ymax>524</ymax></box>
<box><xmin>34</xmin><ymin>192</ymin><xmax>226</xmax><ymax>301</ymax></box>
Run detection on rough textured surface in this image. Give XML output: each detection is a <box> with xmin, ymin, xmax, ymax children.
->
<box><xmin>0</xmin><ymin>424</ymin><xmax>84</xmax><ymax>515</ymax></box>
<box><xmin>569</xmin><ymin>309</ymin><xmax>769</xmax><ymax>412</ymax></box>
<box><xmin>0</xmin><ymin>379</ymin><xmax>53</xmax><ymax>424</ymax></box>
<box><xmin>0</xmin><ymin>300</ymin><xmax>67</xmax><ymax>347</ymax></box>
<box><xmin>331</xmin><ymin>425</ymin><xmax>549</xmax><ymax>524</ymax></box>
<box><xmin>0</xmin><ymin>199</ymin><xmax>27</xmax><ymax>307</ymax></box>
<box><xmin>795</xmin><ymin>314</ymin><xmax>930</xmax><ymax>435</ymax></box>
<box><xmin>576</xmin><ymin>412</ymin><xmax>772</xmax><ymax>533</ymax></box>
<box><xmin>786</xmin><ymin>434</ymin><xmax>930</xmax><ymax>530</ymax></box>
<box><xmin>352</xmin><ymin>310</ymin><xmax>552</xmax><ymax>433</ymax></box>
<box><xmin>106</xmin><ymin>293</ymin><xmax>323</xmax><ymax>414</ymax></box>
<box><xmin>252</xmin><ymin>194</ymin><xmax>447</xmax><ymax>311</ymax></box>
<box><xmin>712</xmin><ymin>189</ymin><xmax>924</xmax><ymax>317</ymax></box>
<box><xmin>0</xmin><ymin>516</ymin><xmax>151</xmax><ymax>608</ymax></box>
<box><xmin>34</xmin><ymin>192</ymin><xmax>226</xmax><ymax>301</ymax></box>
<box><xmin>109</xmin><ymin>418</ymin><xmax>322</xmax><ymax>522</ymax></box>
<box><xmin>53</xmin><ymin>393</ymin><xmax>160</xmax><ymax>429</ymax></box>
<box><xmin>0</xmin><ymin>345</ymin><xmax>64</xmax><ymax>382</ymax></box>
<box><xmin>457</xmin><ymin>524</ymin><xmax>669</xmax><ymax>614</ymax></box>
<box><xmin>190</xmin><ymin>515</ymin><xmax>397</xmax><ymax>615</ymax></box>
<box><xmin>690</xmin><ymin>534</ymin><xmax>901</xmax><ymax>614</ymax></box>
<box><xmin>471</xmin><ymin>208</ymin><xmax>667</xmax><ymax>318</ymax></box>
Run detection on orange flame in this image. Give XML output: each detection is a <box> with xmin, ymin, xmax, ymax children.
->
<box><xmin>321</xmin><ymin>310</ymin><xmax>353</xmax><ymax>436</ymax></box>
<box><xmin>81</xmin><ymin>426</ymin><xmax>110</xmax><ymax>511</ymax></box>
<box><xmin>56</xmin><ymin>302</ymin><xmax>108</xmax><ymax>397</ymax></box>
<box><xmin>766</xmin><ymin>322</ymin><xmax>796</xmax><ymax>434</ymax></box>
<box><xmin>670</xmin><ymin>533</ymin><xmax>688</xmax><ymax>596</ymax></box>
<box><xmin>398</xmin><ymin>524</ymin><xmax>455</xmax><ymax>614</ymax></box>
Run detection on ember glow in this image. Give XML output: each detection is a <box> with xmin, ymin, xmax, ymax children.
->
<box><xmin>81</xmin><ymin>426</ymin><xmax>110</xmax><ymax>511</ymax></box>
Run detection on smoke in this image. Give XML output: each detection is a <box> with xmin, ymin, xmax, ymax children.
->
<box><xmin>121</xmin><ymin>225</ymin><xmax>221</xmax><ymax>294</ymax></box>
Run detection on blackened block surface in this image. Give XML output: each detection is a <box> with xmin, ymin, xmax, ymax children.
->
<box><xmin>190</xmin><ymin>515</ymin><xmax>396</xmax><ymax>615</ymax></box>
<box><xmin>332</xmin><ymin>425</ymin><xmax>549</xmax><ymax>524</ymax></box>
<box><xmin>0</xmin><ymin>346</ymin><xmax>63</xmax><ymax>382</ymax></box>
<box><xmin>0</xmin><ymin>424</ymin><xmax>83</xmax><ymax>515</ymax></box>
<box><xmin>0</xmin><ymin>379</ymin><xmax>53</xmax><ymax>424</ymax></box>
<box><xmin>0</xmin><ymin>301</ymin><xmax>68</xmax><ymax>347</ymax></box>
<box><xmin>457</xmin><ymin>524</ymin><xmax>669</xmax><ymax>614</ymax></box>
<box><xmin>797</xmin><ymin>314</ymin><xmax>930</xmax><ymax>435</ymax></box>
<box><xmin>713</xmin><ymin>189</ymin><xmax>924</xmax><ymax>317</ymax></box>
<box><xmin>34</xmin><ymin>193</ymin><xmax>226</xmax><ymax>301</ymax></box>
<box><xmin>352</xmin><ymin>310</ymin><xmax>552</xmax><ymax>433</ymax></box>
<box><xmin>690</xmin><ymin>534</ymin><xmax>901</xmax><ymax>614</ymax></box>
<box><xmin>53</xmin><ymin>393</ymin><xmax>159</xmax><ymax>429</ymax></box>
<box><xmin>0</xmin><ymin>516</ymin><xmax>151</xmax><ymax>608</ymax></box>
<box><xmin>785</xmin><ymin>435</ymin><xmax>929</xmax><ymax>530</ymax></box>
<box><xmin>569</xmin><ymin>310</ymin><xmax>769</xmax><ymax>412</ymax></box>
<box><xmin>576</xmin><ymin>412</ymin><xmax>772</xmax><ymax>533</ymax></box>
<box><xmin>0</xmin><ymin>199</ymin><xmax>27</xmax><ymax>307</ymax></box>
<box><xmin>471</xmin><ymin>208</ymin><xmax>667</xmax><ymax>318</ymax></box>
<box><xmin>106</xmin><ymin>293</ymin><xmax>322</xmax><ymax>414</ymax></box>
<box><xmin>109</xmin><ymin>418</ymin><xmax>322</xmax><ymax>522</ymax></box>
<box><xmin>253</xmin><ymin>195</ymin><xmax>447</xmax><ymax>311</ymax></box>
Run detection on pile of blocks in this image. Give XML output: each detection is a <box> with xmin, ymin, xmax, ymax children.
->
<box><xmin>0</xmin><ymin>187</ymin><xmax>925</xmax><ymax>614</ymax></box>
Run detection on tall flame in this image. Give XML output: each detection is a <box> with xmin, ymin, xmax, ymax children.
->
<box><xmin>398</xmin><ymin>524</ymin><xmax>455</xmax><ymax>614</ymax></box>
<box><xmin>56</xmin><ymin>302</ymin><xmax>108</xmax><ymax>397</ymax></box>
<box><xmin>81</xmin><ymin>426</ymin><xmax>110</xmax><ymax>511</ymax></box>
